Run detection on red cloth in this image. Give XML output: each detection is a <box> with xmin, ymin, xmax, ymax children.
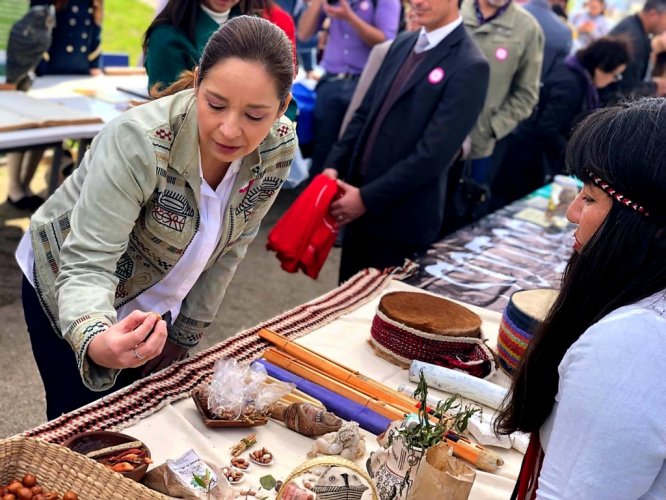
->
<box><xmin>267</xmin><ymin>174</ymin><xmax>339</xmax><ymax>279</ymax></box>
<box><xmin>514</xmin><ymin>432</ymin><xmax>544</xmax><ymax>500</ymax></box>
<box><xmin>262</xmin><ymin>4</ymin><xmax>298</xmax><ymax>73</ymax></box>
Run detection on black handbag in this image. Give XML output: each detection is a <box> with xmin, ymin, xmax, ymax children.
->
<box><xmin>441</xmin><ymin>157</ymin><xmax>491</xmax><ymax>236</ymax></box>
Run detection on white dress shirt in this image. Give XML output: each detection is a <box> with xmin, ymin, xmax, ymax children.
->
<box><xmin>417</xmin><ymin>16</ymin><xmax>463</xmax><ymax>52</ymax></box>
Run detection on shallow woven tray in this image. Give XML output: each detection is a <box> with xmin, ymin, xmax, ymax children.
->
<box><xmin>0</xmin><ymin>436</ymin><xmax>166</xmax><ymax>499</ymax></box>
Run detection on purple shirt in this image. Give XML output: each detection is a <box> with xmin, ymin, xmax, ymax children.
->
<box><xmin>320</xmin><ymin>0</ymin><xmax>401</xmax><ymax>75</ymax></box>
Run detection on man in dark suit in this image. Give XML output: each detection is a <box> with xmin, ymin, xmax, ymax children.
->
<box><xmin>322</xmin><ymin>0</ymin><xmax>490</xmax><ymax>282</ymax></box>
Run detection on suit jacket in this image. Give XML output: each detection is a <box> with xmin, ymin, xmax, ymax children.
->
<box><xmin>326</xmin><ymin>25</ymin><xmax>490</xmax><ymax>248</ymax></box>
<box><xmin>608</xmin><ymin>14</ymin><xmax>657</xmax><ymax>98</ymax></box>
<box><xmin>523</xmin><ymin>0</ymin><xmax>572</xmax><ymax>80</ymax></box>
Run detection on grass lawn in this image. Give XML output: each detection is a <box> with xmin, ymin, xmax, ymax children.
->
<box><xmin>102</xmin><ymin>0</ymin><xmax>155</xmax><ymax>66</ymax></box>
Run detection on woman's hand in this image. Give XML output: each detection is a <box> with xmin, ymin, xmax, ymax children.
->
<box><xmin>87</xmin><ymin>310</ymin><xmax>168</xmax><ymax>369</ymax></box>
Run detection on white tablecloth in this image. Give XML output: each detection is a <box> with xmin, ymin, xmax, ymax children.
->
<box><xmin>122</xmin><ymin>280</ymin><xmax>521</xmax><ymax>499</ymax></box>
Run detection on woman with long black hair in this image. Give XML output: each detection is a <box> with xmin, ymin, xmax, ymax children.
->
<box><xmin>496</xmin><ymin>98</ymin><xmax>666</xmax><ymax>499</ymax></box>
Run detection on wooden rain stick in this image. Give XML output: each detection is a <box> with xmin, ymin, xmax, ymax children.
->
<box><xmin>259</xmin><ymin>328</ymin><xmax>419</xmax><ymax>411</ymax></box>
<box><xmin>263</xmin><ymin>348</ymin><xmax>406</xmax><ymax>421</ymax></box>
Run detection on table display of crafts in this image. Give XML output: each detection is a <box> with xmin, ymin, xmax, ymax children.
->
<box><xmin>109</xmin><ymin>288</ymin><xmax>542</xmax><ymax>499</ymax></box>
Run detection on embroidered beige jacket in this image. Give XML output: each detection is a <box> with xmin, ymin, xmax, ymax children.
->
<box><xmin>28</xmin><ymin>89</ymin><xmax>296</xmax><ymax>390</ymax></box>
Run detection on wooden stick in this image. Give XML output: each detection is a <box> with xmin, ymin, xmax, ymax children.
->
<box><xmin>263</xmin><ymin>349</ymin><xmax>406</xmax><ymax>421</ymax></box>
<box><xmin>259</xmin><ymin>328</ymin><xmax>419</xmax><ymax>411</ymax></box>
<box><xmin>281</xmin><ymin>393</ymin><xmax>325</xmax><ymax>408</ymax></box>
<box><xmin>85</xmin><ymin>441</ymin><xmax>144</xmax><ymax>459</ymax></box>
<box><xmin>267</xmin><ymin>376</ymin><xmax>325</xmax><ymax>407</ymax></box>
<box><xmin>444</xmin><ymin>432</ymin><xmax>504</xmax><ymax>472</ymax></box>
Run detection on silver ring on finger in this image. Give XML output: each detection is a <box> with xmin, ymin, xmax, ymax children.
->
<box><xmin>132</xmin><ymin>346</ymin><xmax>145</xmax><ymax>360</ymax></box>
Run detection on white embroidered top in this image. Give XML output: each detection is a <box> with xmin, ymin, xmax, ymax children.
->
<box><xmin>538</xmin><ymin>291</ymin><xmax>666</xmax><ymax>499</ymax></box>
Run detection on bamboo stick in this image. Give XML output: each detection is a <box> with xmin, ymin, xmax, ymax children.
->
<box><xmin>259</xmin><ymin>328</ymin><xmax>419</xmax><ymax>411</ymax></box>
<box><xmin>266</xmin><ymin>377</ymin><xmax>325</xmax><ymax>408</ymax></box>
<box><xmin>263</xmin><ymin>349</ymin><xmax>406</xmax><ymax>421</ymax></box>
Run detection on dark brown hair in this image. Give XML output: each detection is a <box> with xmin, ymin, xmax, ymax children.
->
<box><xmin>151</xmin><ymin>15</ymin><xmax>293</xmax><ymax>107</ymax></box>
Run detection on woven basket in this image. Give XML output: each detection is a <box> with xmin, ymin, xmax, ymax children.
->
<box><xmin>0</xmin><ymin>436</ymin><xmax>167</xmax><ymax>499</ymax></box>
<box><xmin>277</xmin><ymin>456</ymin><xmax>379</xmax><ymax>500</ymax></box>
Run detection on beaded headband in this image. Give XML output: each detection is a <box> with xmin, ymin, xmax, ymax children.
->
<box><xmin>586</xmin><ymin>170</ymin><xmax>651</xmax><ymax>217</ymax></box>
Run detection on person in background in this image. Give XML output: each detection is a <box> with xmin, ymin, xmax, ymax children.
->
<box><xmin>605</xmin><ymin>0</ymin><xmax>666</xmax><ymax>100</ymax></box>
<box><xmin>497</xmin><ymin>98</ymin><xmax>666</xmax><ymax>499</ymax></box>
<box><xmin>144</xmin><ymin>0</ymin><xmax>296</xmax><ymax>91</ymax></box>
<box><xmin>523</xmin><ymin>0</ymin><xmax>571</xmax><ymax>79</ymax></box>
<box><xmin>571</xmin><ymin>0</ymin><xmax>610</xmax><ymax>49</ymax></box>
<box><xmin>322</xmin><ymin>0</ymin><xmax>489</xmax><ymax>282</ymax></box>
<box><xmin>297</xmin><ymin>0</ymin><xmax>401</xmax><ymax>176</ymax></box>
<box><xmin>338</xmin><ymin>5</ymin><xmax>421</xmax><ymax>137</ymax></box>
<box><xmin>294</xmin><ymin>0</ymin><xmax>320</xmax><ymax>80</ymax></box>
<box><xmin>462</xmin><ymin>0</ymin><xmax>544</xmax><ymax>215</ymax></box>
<box><xmin>494</xmin><ymin>0</ymin><xmax>570</xmax><ymax>203</ymax></box>
<box><xmin>502</xmin><ymin>37</ymin><xmax>629</xmax><ymax>201</ymax></box>
<box><xmin>6</xmin><ymin>0</ymin><xmax>102</xmax><ymax>211</ymax></box>
<box><xmin>16</xmin><ymin>16</ymin><xmax>296</xmax><ymax>420</ymax></box>
<box><xmin>34</xmin><ymin>0</ymin><xmax>103</xmax><ymax>75</ymax></box>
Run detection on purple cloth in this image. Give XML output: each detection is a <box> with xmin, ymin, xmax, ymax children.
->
<box><xmin>319</xmin><ymin>0</ymin><xmax>401</xmax><ymax>75</ymax></box>
<box><xmin>255</xmin><ymin>359</ymin><xmax>392</xmax><ymax>435</ymax></box>
<box><xmin>564</xmin><ymin>54</ymin><xmax>600</xmax><ymax>111</ymax></box>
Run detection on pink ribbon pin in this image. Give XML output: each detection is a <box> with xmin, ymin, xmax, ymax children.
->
<box><xmin>495</xmin><ymin>47</ymin><xmax>508</xmax><ymax>61</ymax></box>
<box><xmin>428</xmin><ymin>68</ymin><xmax>445</xmax><ymax>85</ymax></box>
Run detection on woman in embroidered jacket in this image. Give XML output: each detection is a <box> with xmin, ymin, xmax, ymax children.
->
<box><xmin>16</xmin><ymin>16</ymin><xmax>296</xmax><ymax>420</ymax></box>
<box><xmin>496</xmin><ymin>99</ymin><xmax>666</xmax><ymax>498</ymax></box>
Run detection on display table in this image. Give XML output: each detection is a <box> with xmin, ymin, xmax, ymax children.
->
<box><xmin>24</xmin><ymin>271</ymin><xmax>521</xmax><ymax>499</ymax></box>
<box><xmin>406</xmin><ymin>185</ymin><xmax>575</xmax><ymax>312</ymax></box>
<box><xmin>0</xmin><ymin>73</ymin><xmax>148</xmax><ymax>193</ymax></box>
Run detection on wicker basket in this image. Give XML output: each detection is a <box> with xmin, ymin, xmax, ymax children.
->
<box><xmin>277</xmin><ymin>456</ymin><xmax>379</xmax><ymax>500</ymax></box>
<box><xmin>0</xmin><ymin>436</ymin><xmax>167</xmax><ymax>499</ymax></box>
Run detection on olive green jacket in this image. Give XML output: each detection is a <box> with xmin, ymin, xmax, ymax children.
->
<box><xmin>462</xmin><ymin>0</ymin><xmax>544</xmax><ymax>159</ymax></box>
<box><xmin>28</xmin><ymin>89</ymin><xmax>296</xmax><ymax>390</ymax></box>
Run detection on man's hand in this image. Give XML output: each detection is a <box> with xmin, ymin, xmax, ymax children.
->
<box><xmin>140</xmin><ymin>338</ymin><xmax>189</xmax><ymax>376</ymax></box>
<box><xmin>652</xmin><ymin>32</ymin><xmax>666</xmax><ymax>55</ymax></box>
<box><xmin>323</xmin><ymin>0</ymin><xmax>354</xmax><ymax>20</ymax></box>
<box><xmin>322</xmin><ymin>168</ymin><xmax>338</xmax><ymax>180</ymax></box>
<box><xmin>654</xmin><ymin>77</ymin><xmax>666</xmax><ymax>96</ymax></box>
<box><xmin>330</xmin><ymin>179</ymin><xmax>366</xmax><ymax>226</ymax></box>
<box><xmin>87</xmin><ymin>310</ymin><xmax>168</xmax><ymax>369</ymax></box>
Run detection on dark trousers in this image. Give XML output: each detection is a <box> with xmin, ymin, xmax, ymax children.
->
<box><xmin>22</xmin><ymin>277</ymin><xmax>141</xmax><ymax>420</ymax></box>
<box><xmin>339</xmin><ymin>223</ymin><xmax>426</xmax><ymax>283</ymax></box>
<box><xmin>311</xmin><ymin>75</ymin><xmax>359</xmax><ymax>176</ymax></box>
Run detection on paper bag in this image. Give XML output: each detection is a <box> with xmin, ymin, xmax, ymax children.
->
<box><xmin>407</xmin><ymin>442</ymin><xmax>475</xmax><ymax>500</ymax></box>
<box><xmin>143</xmin><ymin>450</ymin><xmax>234</xmax><ymax>500</ymax></box>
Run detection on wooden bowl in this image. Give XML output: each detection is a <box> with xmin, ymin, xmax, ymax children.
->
<box><xmin>62</xmin><ymin>431</ymin><xmax>150</xmax><ymax>482</ymax></box>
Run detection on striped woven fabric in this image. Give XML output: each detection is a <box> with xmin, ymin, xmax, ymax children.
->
<box><xmin>497</xmin><ymin>308</ymin><xmax>534</xmax><ymax>374</ymax></box>
<box><xmin>25</xmin><ymin>267</ymin><xmax>411</xmax><ymax>444</ymax></box>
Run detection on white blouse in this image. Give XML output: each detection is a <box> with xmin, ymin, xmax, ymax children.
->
<box><xmin>538</xmin><ymin>291</ymin><xmax>666</xmax><ymax>499</ymax></box>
